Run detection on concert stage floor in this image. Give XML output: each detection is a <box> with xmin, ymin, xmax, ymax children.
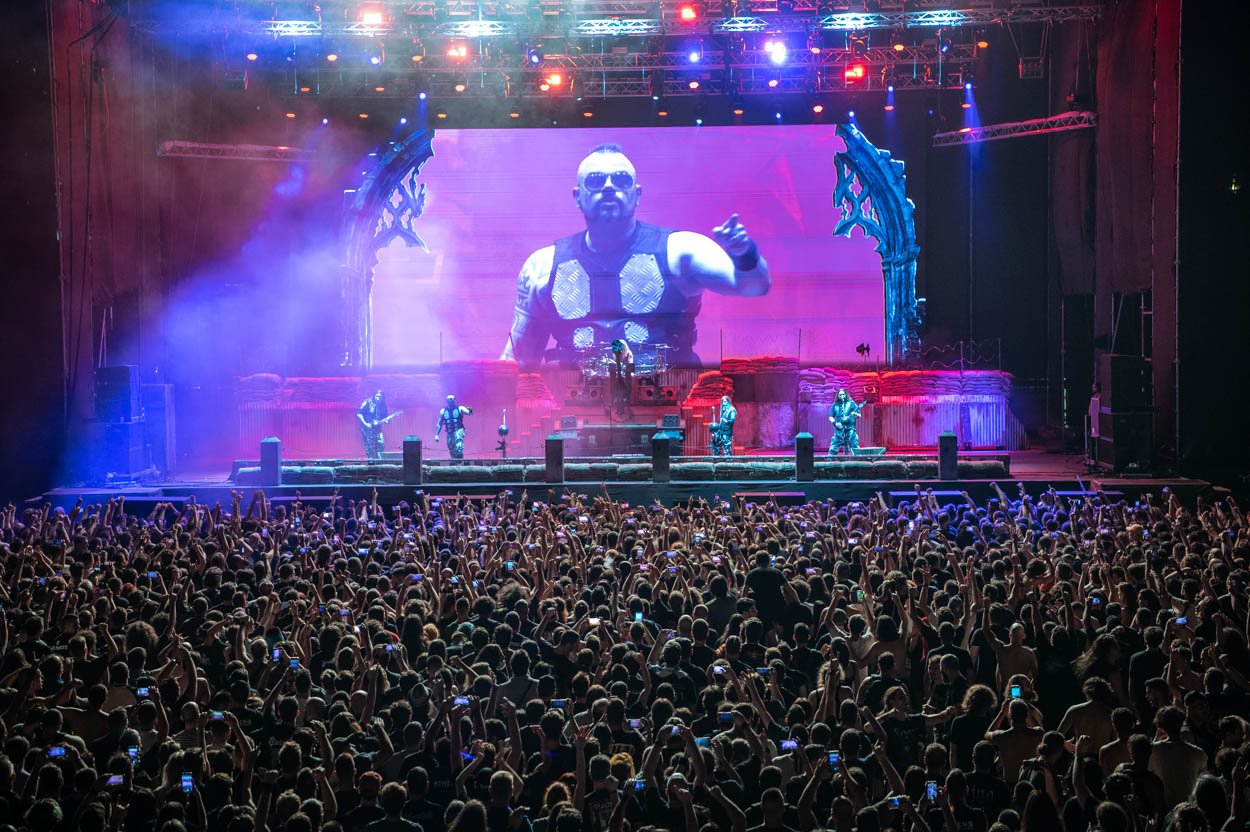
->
<box><xmin>37</xmin><ymin>450</ymin><xmax>1215</xmax><ymax>511</ymax></box>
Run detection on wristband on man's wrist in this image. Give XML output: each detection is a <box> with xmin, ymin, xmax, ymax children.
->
<box><xmin>731</xmin><ymin>242</ymin><xmax>759</xmax><ymax>272</ymax></box>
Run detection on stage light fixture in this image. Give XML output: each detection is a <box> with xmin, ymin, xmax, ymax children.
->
<box><xmin>299</xmin><ymin>86</ymin><xmax>310</xmax><ymax>92</ymax></box>
<box><xmin>326</xmin><ymin>53</ymin><xmax>338</xmax><ymax>62</ymax></box>
<box><xmin>359</xmin><ymin>113</ymin><xmax>369</xmax><ymax>119</ymax></box>
<box><xmin>454</xmin><ymin>79</ymin><xmax>467</xmax><ymax>93</ymax></box>
<box><xmin>447</xmin><ymin>44</ymin><xmax>468</xmax><ymax>59</ymax></box>
<box><xmin>767</xmin><ymin>78</ymin><xmax>779</xmax><ymax>88</ymax></box>
<box><xmin>775</xmin><ymin>111</ymin><xmax>782</xmax><ymax>120</ymax></box>
<box><xmin>375</xmin><ymin>86</ymin><xmax>386</xmax><ymax>92</ymax></box>
<box><xmin>884</xmin><ymin>104</ymin><xmax>895</xmax><ymax>111</ymax></box>
<box><xmin>688</xmin><ymin>79</ymin><xmax>700</xmax><ymax>90</ymax></box>
<box><xmin>688</xmin><ymin>49</ymin><xmax>701</xmax><ymax>63</ymax></box>
<box><xmin>547</xmin><ymin>73</ymin><xmax>563</xmax><ymax>86</ymax></box>
<box><xmin>939</xmin><ymin>39</ymin><xmax>951</xmax><ymax>54</ymax></box>
<box><xmin>510</xmin><ymin>111</ymin><xmax>520</xmax><ymax>118</ymax></box>
<box><xmin>285</xmin><ymin>112</ymin><xmax>295</xmax><ymax>118</ymax></box>
<box><xmin>733</xmin><ymin>107</ymin><xmax>744</xmax><ymax>115</ymax></box>
<box><xmin>766</xmin><ymin>42</ymin><xmax>788</xmax><ymax>66</ymax></box>
<box><xmin>360</xmin><ymin>10</ymin><xmax>384</xmax><ymax>25</ymax></box>
<box><xmin>418</xmin><ymin>91</ymin><xmax>427</xmax><ymax>100</ymax></box>
<box><xmin>658</xmin><ymin>109</ymin><xmax>669</xmax><ymax>117</ymax></box>
<box><xmin>246</xmin><ymin>52</ymin><xmax>259</xmax><ymax>61</ymax></box>
<box><xmin>399</xmin><ymin>117</ymin><xmax>408</xmax><ymax>125</ymax></box>
<box><xmin>847</xmin><ymin>109</ymin><xmax>855</xmax><ymax>118</ymax></box>
<box><xmin>370</xmin><ymin>56</ymin><xmax>381</xmax><ymax>65</ymax></box>
<box><xmin>844</xmin><ymin>64</ymin><xmax>866</xmax><ymax>85</ymax></box>
<box><xmin>958</xmin><ymin>127</ymin><xmax>972</xmax><ymax>133</ymax></box>
<box><xmin>695</xmin><ymin>117</ymin><xmax>703</xmax><ymax>125</ymax></box>
<box><xmin>812</xmin><ymin>104</ymin><xmax>823</xmax><ymax>113</ymax></box>
<box><xmin>322</xmin><ymin>117</ymin><xmax>329</xmax><ymax>124</ymax></box>
<box><xmin>437</xmin><ymin>112</ymin><xmax>448</xmax><ymax>119</ymax></box>
<box><xmin>680</xmin><ymin>5</ymin><xmax>697</xmax><ymax>21</ymax></box>
<box><xmin>893</xmin><ymin>42</ymin><xmax>905</xmax><ymax>52</ymax></box>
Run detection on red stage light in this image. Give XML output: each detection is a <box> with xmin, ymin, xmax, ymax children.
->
<box><xmin>884</xmin><ymin>104</ymin><xmax>895</xmax><ymax>111</ymax></box>
<box><xmin>360</xmin><ymin>10</ymin><xmax>384</xmax><ymax>25</ymax></box>
<box><xmin>454</xmin><ymin>83</ymin><xmax>466</xmax><ymax>92</ymax></box>
<box><xmin>358</xmin><ymin>113</ymin><xmax>369</xmax><ymax>119</ymax></box>
<box><xmin>680</xmin><ymin>5</ymin><xmax>697</xmax><ymax>21</ymax></box>
<box><xmin>732</xmin><ymin>108</ymin><xmax>744</xmax><ymax>115</ymax></box>
<box><xmin>844</xmin><ymin>64</ymin><xmax>866</xmax><ymax>80</ymax></box>
<box><xmin>812</xmin><ymin>104</ymin><xmax>824</xmax><ymax>113</ymax></box>
<box><xmin>893</xmin><ymin>43</ymin><xmax>905</xmax><ymax>52</ymax></box>
<box><xmin>547</xmin><ymin>73</ymin><xmax>563</xmax><ymax>86</ymax></box>
<box><xmin>958</xmin><ymin>127</ymin><xmax>973</xmax><ymax>133</ymax></box>
<box><xmin>447</xmin><ymin>45</ymin><xmax>467</xmax><ymax>58</ymax></box>
<box><xmin>246</xmin><ymin>53</ymin><xmax>258</xmax><ymax>61</ymax></box>
<box><xmin>688</xmin><ymin>80</ymin><xmax>700</xmax><ymax>90</ymax></box>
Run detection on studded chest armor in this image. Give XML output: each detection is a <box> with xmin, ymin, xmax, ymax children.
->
<box><xmin>543</xmin><ymin>222</ymin><xmax>700</xmax><ymax>362</ymax></box>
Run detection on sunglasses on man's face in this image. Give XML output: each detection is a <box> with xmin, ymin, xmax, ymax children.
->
<box><xmin>582</xmin><ymin>171</ymin><xmax>635</xmax><ymax>191</ymax></box>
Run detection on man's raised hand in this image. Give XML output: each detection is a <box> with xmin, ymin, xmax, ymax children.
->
<box><xmin>712</xmin><ymin>214</ymin><xmax>753</xmax><ymax>257</ymax></box>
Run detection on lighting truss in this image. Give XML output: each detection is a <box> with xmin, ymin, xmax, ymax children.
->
<box><xmin>173</xmin><ymin>2</ymin><xmax>1102</xmax><ymax>39</ymax></box>
<box><xmin>156</xmin><ymin>141</ymin><xmax>315</xmax><ymax>161</ymax></box>
<box><xmin>932</xmin><ymin>111</ymin><xmax>1097</xmax><ymax>146</ymax></box>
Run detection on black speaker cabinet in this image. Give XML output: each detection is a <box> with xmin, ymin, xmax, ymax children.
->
<box><xmin>658</xmin><ymin>386</ymin><xmax>678</xmax><ymax>402</ymax></box>
<box><xmin>1097</xmin><ymin>410</ymin><xmax>1154</xmax><ymax>473</ymax></box>
<box><xmin>141</xmin><ymin>384</ymin><xmax>176</xmax><ymax>473</ymax></box>
<box><xmin>95</xmin><ymin>365</ymin><xmax>140</xmax><ymax>421</ymax></box>
<box><xmin>85</xmin><ymin>419</ymin><xmax>145</xmax><ymax>479</ymax></box>
<box><xmin>1098</xmin><ymin>354</ymin><xmax>1152</xmax><ymax>411</ymax></box>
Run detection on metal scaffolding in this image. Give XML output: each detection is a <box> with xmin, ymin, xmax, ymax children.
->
<box><xmin>156</xmin><ymin>141</ymin><xmax>316</xmax><ymax>162</ymax></box>
<box><xmin>931</xmin><ymin>110</ymin><xmax>1097</xmax><ymax>145</ymax></box>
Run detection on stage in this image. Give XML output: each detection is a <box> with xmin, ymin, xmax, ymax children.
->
<box><xmin>37</xmin><ymin>449</ymin><xmax>1215</xmax><ymax>512</ymax></box>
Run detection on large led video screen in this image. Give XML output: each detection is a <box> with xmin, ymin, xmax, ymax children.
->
<box><xmin>370</xmin><ymin>125</ymin><xmax>884</xmax><ymax>368</ymax></box>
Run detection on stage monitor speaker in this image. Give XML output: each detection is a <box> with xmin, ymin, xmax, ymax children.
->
<box><xmin>637</xmin><ymin>385</ymin><xmax>657</xmax><ymax>403</ymax></box>
<box><xmin>795</xmin><ymin>433</ymin><xmax>814</xmax><ymax>482</ymax></box>
<box><xmin>95</xmin><ymin>365</ymin><xmax>140</xmax><ymax>421</ymax></box>
<box><xmin>659</xmin><ymin>386</ymin><xmax>678</xmax><ymax>402</ymax></box>
<box><xmin>85</xmin><ymin>419</ymin><xmax>145</xmax><ymax>480</ymax></box>
<box><xmin>651</xmin><ymin>434</ymin><xmax>672</xmax><ymax>482</ymax></box>
<box><xmin>403</xmin><ymin>437</ymin><xmax>423</xmax><ymax>484</ymax></box>
<box><xmin>545</xmin><ymin>435</ymin><xmax>565</xmax><ymax>482</ymax></box>
<box><xmin>141</xmin><ymin>384</ymin><xmax>176</xmax><ymax>473</ymax></box>
<box><xmin>260</xmin><ymin>437</ymin><xmax>282</xmax><ymax>485</ymax></box>
<box><xmin>1097</xmin><ymin>410</ymin><xmax>1153</xmax><ymax>473</ymax></box>
<box><xmin>661</xmin><ymin>414</ymin><xmax>680</xmax><ymax>429</ymax></box>
<box><xmin>1098</xmin><ymin>354</ymin><xmax>1152</xmax><ymax>411</ymax></box>
<box><xmin>938</xmin><ymin>431</ymin><xmax>958</xmax><ymax>479</ymax></box>
<box><xmin>851</xmin><ymin>447</ymin><xmax>886</xmax><ymax>457</ymax></box>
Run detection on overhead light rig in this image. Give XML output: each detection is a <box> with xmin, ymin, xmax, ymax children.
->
<box><xmin>932</xmin><ymin>111</ymin><xmax>1097</xmax><ymax>145</ymax></box>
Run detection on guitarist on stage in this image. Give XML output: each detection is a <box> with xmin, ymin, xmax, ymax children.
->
<box><xmin>828</xmin><ymin>388</ymin><xmax>863</xmax><ymax>456</ymax></box>
<box><xmin>357</xmin><ymin>390</ymin><xmax>391</xmax><ymax>460</ymax></box>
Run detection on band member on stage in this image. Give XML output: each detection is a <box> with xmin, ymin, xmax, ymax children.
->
<box><xmin>357</xmin><ymin>390</ymin><xmax>389</xmax><ymax>460</ymax></box>
<box><xmin>502</xmin><ymin>142</ymin><xmax>771</xmax><ymax>368</ymax></box>
<box><xmin>828</xmin><ymin>389</ymin><xmax>863</xmax><ymax>456</ymax></box>
<box><xmin>709</xmin><ymin>395</ymin><xmax>737</xmax><ymax>456</ymax></box>
<box><xmin>435</xmin><ymin>394</ymin><xmax>473</xmax><ymax>460</ymax></box>
<box><xmin>609</xmin><ymin>339</ymin><xmax>634</xmax><ymax>418</ymax></box>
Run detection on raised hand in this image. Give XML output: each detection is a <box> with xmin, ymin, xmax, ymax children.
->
<box><xmin>712</xmin><ymin>214</ymin><xmax>753</xmax><ymax>257</ymax></box>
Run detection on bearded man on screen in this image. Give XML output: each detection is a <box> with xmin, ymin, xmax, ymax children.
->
<box><xmin>502</xmin><ymin>143</ymin><xmax>772</xmax><ymax>368</ymax></box>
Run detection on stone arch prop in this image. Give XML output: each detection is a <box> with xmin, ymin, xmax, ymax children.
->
<box><xmin>833</xmin><ymin>123</ymin><xmax>922</xmax><ymax>365</ymax></box>
<box><xmin>341</xmin><ymin>129</ymin><xmax>436</xmax><ymax>368</ymax></box>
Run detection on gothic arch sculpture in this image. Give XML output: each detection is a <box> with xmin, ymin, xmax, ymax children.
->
<box><xmin>832</xmin><ymin>123</ymin><xmax>922</xmax><ymax>365</ymax></box>
<box><xmin>341</xmin><ymin>129</ymin><xmax>436</xmax><ymax>368</ymax></box>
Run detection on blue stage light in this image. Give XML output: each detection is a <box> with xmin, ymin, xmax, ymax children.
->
<box><xmin>887</xmin><ymin>84</ymin><xmax>894</xmax><ymax>93</ymax></box>
<box><xmin>775</xmin><ymin>111</ymin><xmax>782</xmax><ymax>120</ymax></box>
<box><xmin>965</xmin><ymin>82</ymin><xmax>973</xmax><ymax>90</ymax></box>
<box><xmin>399</xmin><ymin>117</ymin><xmax>407</xmax><ymax>125</ymax></box>
<box><xmin>848</xmin><ymin>110</ymin><xmax>855</xmax><ymax>118</ymax></box>
<box><xmin>322</xmin><ymin>117</ymin><xmax>329</xmax><ymax>125</ymax></box>
<box><xmin>695</xmin><ymin>118</ymin><xmax>703</xmax><ymax>125</ymax></box>
<box><xmin>688</xmin><ymin>50</ymin><xmax>701</xmax><ymax>63</ymax></box>
<box><xmin>370</xmin><ymin>56</ymin><xmax>381</xmax><ymax>65</ymax></box>
<box><xmin>418</xmin><ymin>91</ymin><xmax>427</xmax><ymax>100</ymax></box>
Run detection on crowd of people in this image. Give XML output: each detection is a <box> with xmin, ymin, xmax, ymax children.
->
<box><xmin>0</xmin><ymin>483</ymin><xmax>1247</xmax><ymax>832</ymax></box>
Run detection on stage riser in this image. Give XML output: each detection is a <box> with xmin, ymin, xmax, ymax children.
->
<box><xmin>229</xmin><ymin>458</ymin><xmax>1010</xmax><ymax>486</ymax></box>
